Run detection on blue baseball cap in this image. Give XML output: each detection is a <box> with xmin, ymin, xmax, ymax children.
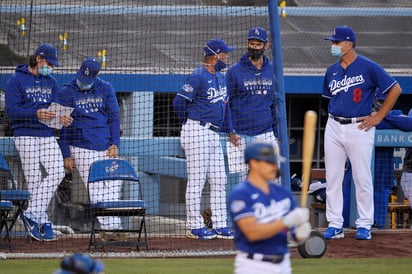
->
<box><xmin>76</xmin><ymin>58</ymin><xmax>101</xmax><ymax>85</ymax></box>
<box><xmin>247</xmin><ymin>27</ymin><xmax>268</xmax><ymax>42</ymax></box>
<box><xmin>204</xmin><ymin>39</ymin><xmax>235</xmax><ymax>56</ymax></box>
<box><xmin>244</xmin><ymin>142</ymin><xmax>278</xmax><ymax>164</ymax></box>
<box><xmin>34</xmin><ymin>43</ymin><xmax>61</xmax><ymax>67</ymax></box>
<box><xmin>325</xmin><ymin>25</ymin><xmax>356</xmax><ymax>43</ymax></box>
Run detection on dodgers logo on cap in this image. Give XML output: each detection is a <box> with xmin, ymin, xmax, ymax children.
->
<box><xmin>76</xmin><ymin>57</ymin><xmax>101</xmax><ymax>85</ymax></box>
<box><xmin>325</xmin><ymin>25</ymin><xmax>356</xmax><ymax>43</ymax></box>
<box><xmin>247</xmin><ymin>27</ymin><xmax>268</xmax><ymax>42</ymax></box>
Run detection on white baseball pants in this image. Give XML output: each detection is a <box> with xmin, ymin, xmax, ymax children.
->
<box><xmin>236</xmin><ymin>132</ymin><xmax>279</xmax><ymax>182</ymax></box>
<box><xmin>234</xmin><ymin>252</ymin><xmax>291</xmax><ymax>274</ymax></box>
<box><xmin>181</xmin><ymin>119</ymin><xmax>228</xmax><ymax>229</ymax></box>
<box><xmin>70</xmin><ymin>146</ymin><xmax>122</xmax><ymax>230</ymax></box>
<box><xmin>14</xmin><ymin>136</ymin><xmax>65</xmax><ymax>224</ymax></box>
<box><xmin>324</xmin><ymin>118</ymin><xmax>375</xmax><ymax>229</ymax></box>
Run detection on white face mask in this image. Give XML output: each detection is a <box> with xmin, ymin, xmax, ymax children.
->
<box><xmin>331</xmin><ymin>45</ymin><xmax>343</xmax><ymax>57</ymax></box>
<box><xmin>76</xmin><ymin>78</ymin><xmax>94</xmax><ymax>90</ymax></box>
<box><xmin>38</xmin><ymin>65</ymin><xmax>53</xmax><ymax>76</ymax></box>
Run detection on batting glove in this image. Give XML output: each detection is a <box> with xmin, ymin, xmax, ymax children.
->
<box><xmin>283</xmin><ymin>208</ymin><xmax>309</xmax><ymax>228</ymax></box>
<box><xmin>295</xmin><ymin>222</ymin><xmax>312</xmax><ymax>243</ymax></box>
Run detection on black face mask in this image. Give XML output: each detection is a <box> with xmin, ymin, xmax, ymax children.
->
<box><xmin>247</xmin><ymin>47</ymin><xmax>265</xmax><ymax>61</ymax></box>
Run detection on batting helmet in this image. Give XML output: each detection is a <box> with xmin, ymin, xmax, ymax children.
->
<box><xmin>244</xmin><ymin>141</ymin><xmax>278</xmax><ymax>164</ymax></box>
<box><xmin>54</xmin><ymin>253</ymin><xmax>105</xmax><ymax>274</ymax></box>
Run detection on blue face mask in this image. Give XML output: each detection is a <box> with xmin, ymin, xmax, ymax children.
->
<box><xmin>76</xmin><ymin>78</ymin><xmax>94</xmax><ymax>90</ymax></box>
<box><xmin>331</xmin><ymin>45</ymin><xmax>343</xmax><ymax>57</ymax></box>
<box><xmin>38</xmin><ymin>65</ymin><xmax>53</xmax><ymax>76</ymax></box>
<box><xmin>214</xmin><ymin>58</ymin><xmax>227</xmax><ymax>72</ymax></box>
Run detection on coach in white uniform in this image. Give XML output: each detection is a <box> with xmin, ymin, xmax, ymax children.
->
<box><xmin>322</xmin><ymin>26</ymin><xmax>402</xmax><ymax>240</ymax></box>
<box><xmin>173</xmin><ymin>39</ymin><xmax>235</xmax><ymax>240</ymax></box>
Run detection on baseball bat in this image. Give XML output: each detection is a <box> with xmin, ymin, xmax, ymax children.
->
<box><xmin>300</xmin><ymin>110</ymin><xmax>318</xmax><ymax>207</ymax></box>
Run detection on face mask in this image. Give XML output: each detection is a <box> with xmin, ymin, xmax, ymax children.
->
<box><xmin>214</xmin><ymin>58</ymin><xmax>227</xmax><ymax>72</ymax></box>
<box><xmin>76</xmin><ymin>78</ymin><xmax>94</xmax><ymax>90</ymax></box>
<box><xmin>247</xmin><ymin>47</ymin><xmax>265</xmax><ymax>61</ymax></box>
<box><xmin>38</xmin><ymin>65</ymin><xmax>53</xmax><ymax>76</ymax></box>
<box><xmin>331</xmin><ymin>45</ymin><xmax>343</xmax><ymax>57</ymax></box>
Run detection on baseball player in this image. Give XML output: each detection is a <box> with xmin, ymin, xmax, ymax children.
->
<box><xmin>228</xmin><ymin>142</ymin><xmax>311</xmax><ymax>274</ymax></box>
<box><xmin>173</xmin><ymin>39</ymin><xmax>235</xmax><ymax>240</ymax></box>
<box><xmin>225</xmin><ymin>27</ymin><xmax>279</xmax><ymax>181</ymax></box>
<box><xmin>322</xmin><ymin>26</ymin><xmax>402</xmax><ymax>240</ymax></box>
<box><xmin>5</xmin><ymin>43</ymin><xmax>73</xmax><ymax>241</ymax></box>
<box><xmin>54</xmin><ymin>253</ymin><xmax>105</xmax><ymax>274</ymax></box>
<box><xmin>59</xmin><ymin>58</ymin><xmax>122</xmax><ymax>230</ymax></box>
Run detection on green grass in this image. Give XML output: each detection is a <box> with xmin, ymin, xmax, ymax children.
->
<box><xmin>0</xmin><ymin>258</ymin><xmax>412</xmax><ymax>274</ymax></box>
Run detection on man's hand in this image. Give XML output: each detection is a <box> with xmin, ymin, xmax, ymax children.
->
<box><xmin>107</xmin><ymin>144</ymin><xmax>119</xmax><ymax>158</ymax></box>
<box><xmin>60</xmin><ymin>115</ymin><xmax>73</xmax><ymax>127</ymax></box>
<box><xmin>37</xmin><ymin>109</ymin><xmax>56</xmax><ymax>120</ymax></box>
<box><xmin>64</xmin><ymin>158</ymin><xmax>75</xmax><ymax>171</ymax></box>
<box><xmin>295</xmin><ymin>222</ymin><xmax>312</xmax><ymax>243</ymax></box>
<box><xmin>229</xmin><ymin>133</ymin><xmax>241</xmax><ymax>147</ymax></box>
<box><xmin>358</xmin><ymin>112</ymin><xmax>383</xmax><ymax>131</ymax></box>
<box><xmin>282</xmin><ymin>207</ymin><xmax>309</xmax><ymax>228</ymax></box>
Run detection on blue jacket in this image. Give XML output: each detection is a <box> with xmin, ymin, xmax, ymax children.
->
<box><xmin>173</xmin><ymin>66</ymin><xmax>228</xmax><ymax>128</ymax></box>
<box><xmin>5</xmin><ymin>64</ymin><xmax>59</xmax><ymax>137</ymax></box>
<box><xmin>376</xmin><ymin>109</ymin><xmax>412</xmax><ymax>131</ymax></box>
<box><xmin>225</xmin><ymin>54</ymin><xmax>277</xmax><ymax>136</ymax></box>
<box><xmin>59</xmin><ymin>77</ymin><xmax>120</xmax><ymax>159</ymax></box>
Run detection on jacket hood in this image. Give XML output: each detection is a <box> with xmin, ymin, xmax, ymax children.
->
<box><xmin>15</xmin><ymin>64</ymin><xmax>31</xmax><ymax>74</ymax></box>
<box><xmin>239</xmin><ymin>53</ymin><xmax>270</xmax><ymax>70</ymax></box>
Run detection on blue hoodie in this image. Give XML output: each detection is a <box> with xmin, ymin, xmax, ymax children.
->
<box><xmin>5</xmin><ymin>64</ymin><xmax>59</xmax><ymax>137</ymax></box>
<box><xmin>59</xmin><ymin>77</ymin><xmax>120</xmax><ymax>159</ymax></box>
<box><xmin>225</xmin><ymin>54</ymin><xmax>277</xmax><ymax>136</ymax></box>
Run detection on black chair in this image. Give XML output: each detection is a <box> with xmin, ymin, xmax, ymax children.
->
<box><xmin>0</xmin><ymin>153</ymin><xmax>31</xmax><ymax>250</ymax></box>
<box><xmin>87</xmin><ymin>158</ymin><xmax>148</xmax><ymax>251</ymax></box>
<box><xmin>0</xmin><ymin>200</ymin><xmax>13</xmax><ymax>250</ymax></box>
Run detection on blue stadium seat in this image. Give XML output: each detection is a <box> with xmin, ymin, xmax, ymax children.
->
<box><xmin>87</xmin><ymin>158</ymin><xmax>148</xmax><ymax>251</ymax></box>
<box><xmin>0</xmin><ymin>153</ymin><xmax>31</xmax><ymax>250</ymax></box>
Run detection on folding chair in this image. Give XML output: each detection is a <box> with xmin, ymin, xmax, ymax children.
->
<box><xmin>87</xmin><ymin>158</ymin><xmax>148</xmax><ymax>251</ymax></box>
<box><xmin>0</xmin><ymin>153</ymin><xmax>31</xmax><ymax>250</ymax></box>
<box><xmin>0</xmin><ymin>200</ymin><xmax>13</xmax><ymax>250</ymax></box>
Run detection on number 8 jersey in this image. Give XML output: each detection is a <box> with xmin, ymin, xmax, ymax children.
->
<box><xmin>322</xmin><ymin>55</ymin><xmax>397</xmax><ymax>117</ymax></box>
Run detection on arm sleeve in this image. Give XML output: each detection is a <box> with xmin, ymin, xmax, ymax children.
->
<box><xmin>5</xmin><ymin>76</ymin><xmax>38</xmax><ymax>121</ymax></box>
<box><xmin>222</xmin><ymin>100</ymin><xmax>235</xmax><ymax>133</ymax></box>
<box><xmin>172</xmin><ymin>94</ymin><xmax>189</xmax><ymax>123</ymax></box>
<box><xmin>322</xmin><ymin>71</ymin><xmax>332</xmax><ymax>99</ymax></box>
<box><xmin>59</xmin><ymin>126</ymin><xmax>71</xmax><ymax>159</ymax></box>
<box><xmin>50</xmin><ymin>77</ymin><xmax>60</xmax><ymax>104</ymax></box>
<box><xmin>377</xmin><ymin>111</ymin><xmax>412</xmax><ymax>131</ymax></box>
<box><xmin>106</xmin><ymin>84</ymin><xmax>121</xmax><ymax>147</ymax></box>
<box><xmin>271</xmin><ymin>100</ymin><xmax>278</xmax><ymax>138</ymax></box>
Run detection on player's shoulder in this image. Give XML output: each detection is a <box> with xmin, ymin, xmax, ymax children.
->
<box><xmin>61</xmin><ymin>78</ymin><xmax>77</xmax><ymax>91</ymax></box>
<box><xmin>229</xmin><ymin>182</ymin><xmax>254</xmax><ymax>199</ymax></box>
<box><xmin>326</xmin><ymin>60</ymin><xmax>341</xmax><ymax>72</ymax></box>
<box><xmin>270</xmin><ymin>183</ymin><xmax>294</xmax><ymax>199</ymax></box>
<box><xmin>95</xmin><ymin>78</ymin><xmax>115</xmax><ymax>92</ymax></box>
<box><xmin>191</xmin><ymin>66</ymin><xmax>207</xmax><ymax>76</ymax></box>
<box><xmin>227</xmin><ymin>61</ymin><xmax>242</xmax><ymax>72</ymax></box>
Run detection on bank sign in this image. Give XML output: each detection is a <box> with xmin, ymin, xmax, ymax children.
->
<box><xmin>375</xmin><ymin>129</ymin><xmax>412</xmax><ymax>170</ymax></box>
